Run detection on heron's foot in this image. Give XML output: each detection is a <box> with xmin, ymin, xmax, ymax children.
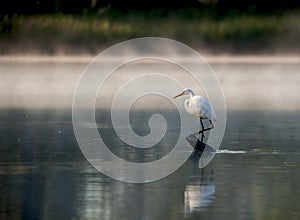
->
<box><xmin>198</xmin><ymin>131</ymin><xmax>205</xmax><ymax>138</ymax></box>
<box><xmin>193</xmin><ymin>131</ymin><xmax>205</xmax><ymax>138</ymax></box>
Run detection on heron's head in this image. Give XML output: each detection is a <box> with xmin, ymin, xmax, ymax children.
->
<box><xmin>173</xmin><ymin>88</ymin><xmax>194</xmax><ymax>99</ymax></box>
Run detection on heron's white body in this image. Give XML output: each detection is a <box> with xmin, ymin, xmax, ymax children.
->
<box><xmin>173</xmin><ymin>88</ymin><xmax>216</xmax><ymax>143</ymax></box>
<box><xmin>184</xmin><ymin>95</ymin><xmax>217</xmax><ymax>121</ymax></box>
<box><xmin>173</xmin><ymin>88</ymin><xmax>217</xmax><ymax>121</ymax></box>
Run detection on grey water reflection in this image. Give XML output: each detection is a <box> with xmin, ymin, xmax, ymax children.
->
<box><xmin>0</xmin><ymin>109</ymin><xmax>299</xmax><ymax>219</ymax></box>
<box><xmin>184</xmin><ymin>151</ymin><xmax>215</xmax><ymax>215</ymax></box>
<box><xmin>0</xmin><ymin>109</ymin><xmax>214</xmax><ymax>220</ymax></box>
<box><xmin>1</xmin><ymin>60</ymin><xmax>300</xmax><ymax>219</ymax></box>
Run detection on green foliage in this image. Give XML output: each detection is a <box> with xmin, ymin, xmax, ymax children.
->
<box><xmin>0</xmin><ymin>15</ymin><xmax>18</xmax><ymax>36</ymax></box>
<box><xmin>199</xmin><ymin>16</ymin><xmax>282</xmax><ymax>42</ymax></box>
<box><xmin>1</xmin><ymin>8</ymin><xmax>299</xmax><ymax>54</ymax></box>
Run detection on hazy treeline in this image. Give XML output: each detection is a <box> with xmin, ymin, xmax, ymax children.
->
<box><xmin>1</xmin><ymin>0</ymin><xmax>300</xmax><ymax>14</ymax></box>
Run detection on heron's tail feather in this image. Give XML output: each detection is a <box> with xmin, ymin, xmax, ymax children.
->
<box><xmin>211</xmin><ymin>109</ymin><xmax>217</xmax><ymax>121</ymax></box>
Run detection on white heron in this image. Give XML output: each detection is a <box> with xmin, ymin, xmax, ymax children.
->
<box><xmin>173</xmin><ymin>88</ymin><xmax>217</xmax><ymax>143</ymax></box>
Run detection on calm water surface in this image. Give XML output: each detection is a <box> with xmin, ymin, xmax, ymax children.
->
<box><xmin>0</xmin><ymin>109</ymin><xmax>299</xmax><ymax>220</ymax></box>
<box><xmin>0</xmin><ymin>60</ymin><xmax>299</xmax><ymax>219</ymax></box>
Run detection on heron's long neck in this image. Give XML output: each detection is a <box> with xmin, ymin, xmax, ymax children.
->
<box><xmin>189</xmin><ymin>91</ymin><xmax>194</xmax><ymax>97</ymax></box>
<box><xmin>184</xmin><ymin>99</ymin><xmax>191</xmax><ymax>114</ymax></box>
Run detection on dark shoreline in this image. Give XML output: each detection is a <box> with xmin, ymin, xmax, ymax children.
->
<box><xmin>1</xmin><ymin>10</ymin><xmax>299</xmax><ymax>55</ymax></box>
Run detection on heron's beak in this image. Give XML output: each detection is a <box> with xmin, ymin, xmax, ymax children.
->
<box><xmin>173</xmin><ymin>91</ymin><xmax>185</xmax><ymax>99</ymax></box>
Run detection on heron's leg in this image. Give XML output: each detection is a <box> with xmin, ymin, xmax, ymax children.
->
<box><xmin>200</xmin><ymin>120</ymin><xmax>214</xmax><ymax>132</ymax></box>
<box><xmin>200</xmin><ymin>132</ymin><xmax>204</xmax><ymax>143</ymax></box>
<box><xmin>192</xmin><ymin>118</ymin><xmax>205</xmax><ymax>136</ymax></box>
<box><xmin>200</xmin><ymin>118</ymin><xmax>205</xmax><ymax>132</ymax></box>
<box><xmin>193</xmin><ymin>119</ymin><xmax>214</xmax><ymax>141</ymax></box>
<box><xmin>199</xmin><ymin>119</ymin><xmax>205</xmax><ymax>142</ymax></box>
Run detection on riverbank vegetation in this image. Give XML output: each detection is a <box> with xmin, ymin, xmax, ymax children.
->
<box><xmin>1</xmin><ymin>3</ymin><xmax>299</xmax><ymax>55</ymax></box>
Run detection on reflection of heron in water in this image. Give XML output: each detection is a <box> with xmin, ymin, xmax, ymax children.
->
<box><xmin>173</xmin><ymin>88</ymin><xmax>217</xmax><ymax>143</ymax></box>
<box><xmin>184</xmin><ymin>150</ymin><xmax>215</xmax><ymax>215</ymax></box>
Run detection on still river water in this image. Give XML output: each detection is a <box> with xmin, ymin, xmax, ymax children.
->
<box><xmin>0</xmin><ymin>58</ymin><xmax>299</xmax><ymax>219</ymax></box>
